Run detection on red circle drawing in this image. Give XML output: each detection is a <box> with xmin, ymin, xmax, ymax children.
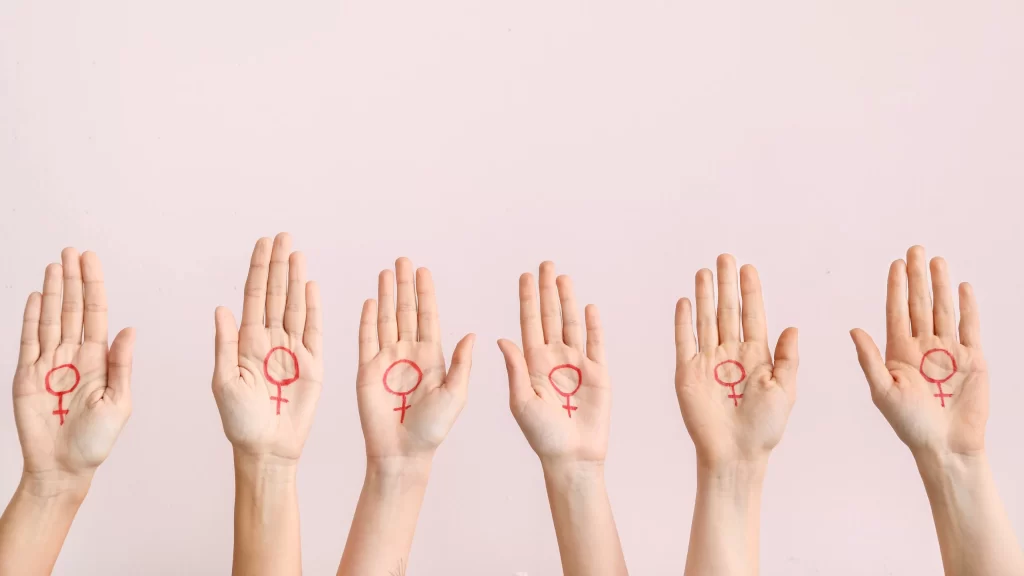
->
<box><xmin>713</xmin><ymin>360</ymin><xmax>747</xmax><ymax>407</ymax></box>
<box><xmin>264</xmin><ymin>346</ymin><xmax>300</xmax><ymax>415</ymax></box>
<box><xmin>45</xmin><ymin>364</ymin><xmax>80</xmax><ymax>426</ymax></box>
<box><xmin>920</xmin><ymin>348</ymin><xmax>957</xmax><ymax>407</ymax></box>
<box><xmin>548</xmin><ymin>364</ymin><xmax>582</xmax><ymax>418</ymax></box>
<box><xmin>383</xmin><ymin>359</ymin><xmax>423</xmax><ymax>423</ymax></box>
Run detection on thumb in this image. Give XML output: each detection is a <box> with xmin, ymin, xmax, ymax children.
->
<box><xmin>772</xmin><ymin>327</ymin><xmax>799</xmax><ymax>397</ymax></box>
<box><xmin>443</xmin><ymin>333</ymin><xmax>476</xmax><ymax>397</ymax></box>
<box><xmin>850</xmin><ymin>328</ymin><xmax>893</xmax><ymax>395</ymax></box>
<box><xmin>497</xmin><ymin>338</ymin><xmax>533</xmax><ymax>411</ymax></box>
<box><xmin>107</xmin><ymin>327</ymin><xmax>136</xmax><ymax>407</ymax></box>
<box><xmin>214</xmin><ymin>306</ymin><xmax>240</xmax><ymax>389</ymax></box>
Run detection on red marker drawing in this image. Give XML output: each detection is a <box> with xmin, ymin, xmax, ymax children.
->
<box><xmin>548</xmin><ymin>364</ymin><xmax>582</xmax><ymax>418</ymax></box>
<box><xmin>383</xmin><ymin>359</ymin><xmax>422</xmax><ymax>423</ymax></box>
<box><xmin>714</xmin><ymin>360</ymin><xmax>746</xmax><ymax>407</ymax></box>
<box><xmin>920</xmin><ymin>348</ymin><xmax>957</xmax><ymax>407</ymax></box>
<box><xmin>263</xmin><ymin>346</ymin><xmax>300</xmax><ymax>415</ymax></box>
<box><xmin>45</xmin><ymin>364</ymin><xmax>80</xmax><ymax>425</ymax></box>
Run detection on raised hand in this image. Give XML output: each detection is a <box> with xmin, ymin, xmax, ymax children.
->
<box><xmin>13</xmin><ymin>248</ymin><xmax>135</xmax><ymax>482</ymax></box>
<box><xmin>498</xmin><ymin>262</ymin><xmax>626</xmax><ymax>576</ymax></box>
<box><xmin>1</xmin><ymin>248</ymin><xmax>134</xmax><ymax>576</ymax></box>
<box><xmin>674</xmin><ymin>255</ymin><xmax>799</xmax><ymax>468</ymax></box>
<box><xmin>498</xmin><ymin>262</ymin><xmax>609</xmax><ymax>467</ymax></box>
<box><xmin>355</xmin><ymin>257</ymin><xmax>475</xmax><ymax>464</ymax></box>
<box><xmin>850</xmin><ymin>245</ymin><xmax>987</xmax><ymax>455</ymax></box>
<box><xmin>213</xmin><ymin>233</ymin><xmax>323</xmax><ymax>461</ymax></box>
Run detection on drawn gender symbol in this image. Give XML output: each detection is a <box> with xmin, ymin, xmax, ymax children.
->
<box><xmin>920</xmin><ymin>348</ymin><xmax>957</xmax><ymax>407</ymax></box>
<box><xmin>263</xmin><ymin>346</ymin><xmax>300</xmax><ymax>415</ymax></box>
<box><xmin>714</xmin><ymin>360</ymin><xmax>746</xmax><ymax>407</ymax></box>
<box><xmin>383</xmin><ymin>359</ymin><xmax>422</xmax><ymax>424</ymax></box>
<box><xmin>548</xmin><ymin>364</ymin><xmax>582</xmax><ymax>418</ymax></box>
<box><xmin>45</xmin><ymin>364</ymin><xmax>80</xmax><ymax>426</ymax></box>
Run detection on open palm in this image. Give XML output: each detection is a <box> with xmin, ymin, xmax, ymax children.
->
<box><xmin>851</xmin><ymin>246</ymin><xmax>988</xmax><ymax>456</ymax></box>
<box><xmin>355</xmin><ymin>258</ymin><xmax>475</xmax><ymax>461</ymax></box>
<box><xmin>498</xmin><ymin>262</ymin><xmax>611</xmax><ymax>465</ymax></box>
<box><xmin>674</xmin><ymin>255</ymin><xmax>799</xmax><ymax>467</ymax></box>
<box><xmin>13</xmin><ymin>248</ymin><xmax>134</xmax><ymax>478</ymax></box>
<box><xmin>213</xmin><ymin>234</ymin><xmax>323</xmax><ymax>461</ymax></box>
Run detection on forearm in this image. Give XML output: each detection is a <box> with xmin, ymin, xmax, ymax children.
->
<box><xmin>338</xmin><ymin>457</ymin><xmax>431</xmax><ymax>576</ymax></box>
<box><xmin>684</xmin><ymin>459</ymin><xmax>766</xmax><ymax>576</ymax></box>
<box><xmin>915</xmin><ymin>450</ymin><xmax>1024</xmax><ymax>576</ymax></box>
<box><xmin>543</xmin><ymin>461</ymin><xmax>627</xmax><ymax>576</ymax></box>
<box><xmin>0</xmin><ymin>471</ymin><xmax>90</xmax><ymax>576</ymax></box>
<box><xmin>232</xmin><ymin>452</ymin><xmax>301</xmax><ymax>576</ymax></box>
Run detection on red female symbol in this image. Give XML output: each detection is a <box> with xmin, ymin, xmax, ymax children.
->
<box><xmin>714</xmin><ymin>360</ymin><xmax>747</xmax><ymax>407</ymax></box>
<box><xmin>263</xmin><ymin>346</ymin><xmax>300</xmax><ymax>415</ymax></box>
<box><xmin>920</xmin><ymin>348</ymin><xmax>957</xmax><ymax>407</ymax></box>
<box><xmin>383</xmin><ymin>359</ymin><xmax>422</xmax><ymax>424</ymax></box>
<box><xmin>45</xmin><ymin>364</ymin><xmax>80</xmax><ymax>425</ymax></box>
<box><xmin>548</xmin><ymin>364</ymin><xmax>582</xmax><ymax>418</ymax></box>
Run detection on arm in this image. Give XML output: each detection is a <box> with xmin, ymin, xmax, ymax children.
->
<box><xmin>339</xmin><ymin>258</ymin><xmax>475</xmax><ymax>575</ymax></box>
<box><xmin>0</xmin><ymin>249</ymin><xmax>135</xmax><ymax>575</ymax></box>
<box><xmin>212</xmin><ymin>233</ymin><xmax>323</xmax><ymax>576</ymax></box>
<box><xmin>851</xmin><ymin>245</ymin><xmax>1024</xmax><ymax>576</ymax></box>
<box><xmin>674</xmin><ymin>255</ymin><xmax>799</xmax><ymax>576</ymax></box>
<box><xmin>498</xmin><ymin>262</ymin><xmax>628</xmax><ymax>576</ymax></box>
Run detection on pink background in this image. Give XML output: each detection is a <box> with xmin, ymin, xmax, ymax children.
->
<box><xmin>2</xmin><ymin>1</ymin><xmax>1022</xmax><ymax>574</ymax></box>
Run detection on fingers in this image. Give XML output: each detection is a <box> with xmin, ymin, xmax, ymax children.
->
<box><xmin>850</xmin><ymin>328</ymin><xmax>894</xmax><ymax>395</ymax></box>
<box><xmin>443</xmin><ymin>333</ymin><xmax>476</xmax><ymax>397</ymax></box>
<box><xmin>214</xmin><ymin>307</ymin><xmax>240</xmax><ymax>385</ymax></box>
<box><xmin>106</xmin><ymin>327</ymin><xmax>135</xmax><ymax>407</ymax></box>
<box><xmin>557</xmin><ymin>275</ymin><xmax>583</xmax><ymax>351</ymax></box>
<box><xmin>906</xmin><ymin>246</ymin><xmax>933</xmax><ymax>337</ymax></box>
<box><xmin>740</xmin><ymin>264</ymin><xmax>768</xmax><ymax>343</ymax></box>
<box><xmin>265</xmin><ymin>233</ymin><xmax>292</xmax><ymax>329</ymax></box>
<box><xmin>284</xmin><ymin>252</ymin><xmax>307</xmax><ymax>339</ymax></box>
<box><xmin>886</xmin><ymin>259</ymin><xmax>911</xmax><ymax>342</ymax></box>
<box><xmin>395</xmin><ymin>258</ymin><xmax>417</xmax><ymax>341</ymax></box>
<box><xmin>695</xmin><ymin>268</ymin><xmax>719</xmax><ymax>352</ymax></box>
<box><xmin>498</xmin><ymin>338</ymin><xmax>533</xmax><ymax>411</ymax></box>
<box><xmin>81</xmin><ymin>252</ymin><xmax>108</xmax><ymax>345</ymax></box>
<box><xmin>60</xmin><ymin>248</ymin><xmax>84</xmax><ymax>345</ymax></box>
<box><xmin>416</xmin><ymin>268</ymin><xmax>441</xmax><ymax>343</ymax></box>
<box><xmin>519</xmin><ymin>273</ymin><xmax>544</xmax><ymax>350</ymax></box>
<box><xmin>18</xmin><ymin>292</ymin><xmax>42</xmax><ymax>367</ymax></box>
<box><xmin>241</xmin><ymin>237</ymin><xmax>272</xmax><ymax>328</ymax></box>
<box><xmin>717</xmin><ymin>255</ymin><xmax>741</xmax><ymax>342</ymax></box>
<box><xmin>377</xmin><ymin>269</ymin><xmax>398</xmax><ymax>347</ymax></box>
<box><xmin>358</xmin><ymin>299</ymin><xmax>379</xmax><ymax>365</ymax></box>
<box><xmin>40</xmin><ymin>263</ymin><xmax>63</xmax><ymax>354</ymax></box>
<box><xmin>772</xmin><ymin>327</ymin><xmax>799</xmax><ymax>396</ymax></box>
<box><xmin>585</xmin><ymin>304</ymin><xmax>606</xmax><ymax>364</ymax></box>
<box><xmin>930</xmin><ymin>257</ymin><xmax>956</xmax><ymax>339</ymax></box>
<box><xmin>958</xmin><ymin>282</ymin><xmax>981</xmax><ymax>347</ymax></box>
<box><xmin>539</xmin><ymin>262</ymin><xmax>562</xmax><ymax>344</ymax></box>
<box><xmin>675</xmin><ymin>298</ymin><xmax>697</xmax><ymax>362</ymax></box>
<box><xmin>303</xmin><ymin>281</ymin><xmax>323</xmax><ymax>356</ymax></box>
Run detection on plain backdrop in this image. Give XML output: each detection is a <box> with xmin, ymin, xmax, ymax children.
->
<box><xmin>2</xmin><ymin>1</ymin><xmax>1023</xmax><ymax>574</ymax></box>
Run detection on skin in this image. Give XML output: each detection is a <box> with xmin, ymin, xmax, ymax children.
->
<box><xmin>498</xmin><ymin>262</ymin><xmax>628</xmax><ymax>576</ymax></box>
<box><xmin>851</xmin><ymin>246</ymin><xmax>1024</xmax><ymax>576</ymax></box>
<box><xmin>0</xmin><ymin>249</ymin><xmax>135</xmax><ymax>576</ymax></box>
<box><xmin>338</xmin><ymin>257</ymin><xmax>475</xmax><ymax>576</ymax></box>
<box><xmin>674</xmin><ymin>254</ymin><xmax>799</xmax><ymax>576</ymax></box>
<box><xmin>212</xmin><ymin>233</ymin><xmax>323</xmax><ymax>576</ymax></box>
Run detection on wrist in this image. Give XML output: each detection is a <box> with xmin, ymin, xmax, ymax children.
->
<box><xmin>18</xmin><ymin>469</ymin><xmax>93</xmax><ymax>505</ymax></box>
<box><xmin>541</xmin><ymin>459</ymin><xmax>606</xmax><ymax>488</ymax></box>
<box><xmin>696</xmin><ymin>457</ymin><xmax>768</xmax><ymax>496</ymax></box>
<box><xmin>365</xmin><ymin>455</ymin><xmax>433</xmax><ymax>487</ymax></box>
<box><xmin>913</xmin><ymin>448</ymin><xmax>990</xmax><ymax>488</ymax></box>
<box><xmin>233</xmin><ymin>451</ymin><xmax>298</xmax><ymax>486</ymax></box>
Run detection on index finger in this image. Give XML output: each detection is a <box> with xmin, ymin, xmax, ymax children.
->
<box><xmin>241</xmin><ymin>238</ymin><xmax>272</xmax><ymax>328</ymax></box>
<box><xmin>82</xmin><ymin>251</ymin><xmax>108</xmax><ymax>345</ymax></box>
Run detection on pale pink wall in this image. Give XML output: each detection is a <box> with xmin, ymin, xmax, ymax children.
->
<box><xmin>2</xmin><ymin>1</ymin><xmax>1022</xmax><ymax>574</ymax></box>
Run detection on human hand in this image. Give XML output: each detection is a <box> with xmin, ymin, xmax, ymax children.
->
<box><xmin>498</xmin><ymin>262</ymin><xmax>610</xmax><ymax>469</ymax></box>
<box><xmin>12</xmin><ymin>248</ymin><xmax>135</xmax><ymax>486</ymax></box>
<box><xmin>851</xmin><ymin>246</ymin><xmax>987</xmax><ymax>457</ymax></box>
<box><xmin>674</xmin><ymin>255</ymin><xmax>799</xmax><ymax>470</ymax></box>
<box><xmin>355</xmin><ymin>258</ymin><xmax>475</xmax><ymax>466</ymax></box>
<box><xmin>213</xmin><ymin>233</ymin><xmax>323</xmax><ymax>462</ymax></box>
